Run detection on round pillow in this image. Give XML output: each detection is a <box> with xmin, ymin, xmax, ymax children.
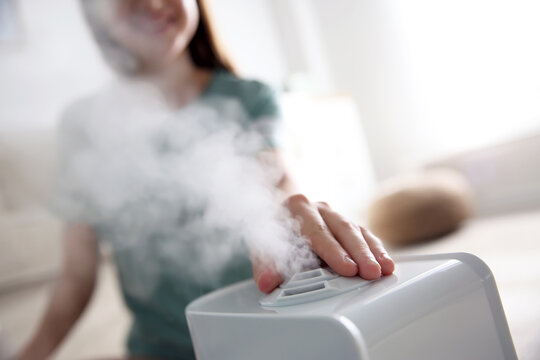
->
<box><xmin>366</xmin><ymin>169</ymin><xmax>473</xmax><ymax>247</ymax></box>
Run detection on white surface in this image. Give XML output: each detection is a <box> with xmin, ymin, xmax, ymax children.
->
<box><xmin>187</xmin><ymin>254</ymin><xmax>516</xmax><ymax>360</ymax></box>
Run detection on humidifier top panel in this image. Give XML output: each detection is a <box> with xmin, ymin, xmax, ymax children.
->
<box><xmin>186</xmin><ymin>253</ymin><xmax>491</xmax><ymax>316</ymax></box>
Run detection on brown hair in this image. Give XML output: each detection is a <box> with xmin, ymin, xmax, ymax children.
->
<box><xmin>80</xmin><ymin>0</ymin><xmax>235</xmax><ymax>75</ymax></box>
<box><xmin>189</xmin><ymin>0</ymin><xmax>234</xmax><ymax>72</ymax></box>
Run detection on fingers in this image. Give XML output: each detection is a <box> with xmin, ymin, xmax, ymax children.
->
<box><xmin>251</xmin><ymin>255</ymin><xmax>282</xmax><ymax>294</ymax></box>
<box><xmin>316</xmin><ymin>201</ymin><xmax>395</xmax><ymax>279</ymax></box>
<box><xmin>285</xmin><ymin>194</ymin><xmax>358</xmax><ymax>277</ymax></box>
<box><xmin>360</xmin><ymin>227</ymin><xmax>395</xmax><ymax>276</ymax></box>
<box><xmin>254</xmin><ymin>194</ymin><xmax>395</xmax><ymax>294</ymax></box>
<box><xmin>317</xmin><ymin>203</ymin><xmax>382</xmax><ymax>279</ymax></box>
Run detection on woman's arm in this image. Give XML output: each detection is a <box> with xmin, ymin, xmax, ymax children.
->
<box><xmin>17</xmin><ymin>223</ymin><xmax>99</xmax><ymax>360</ymax></box>
<box><xmin>252</xmin><ymin>150</ymin><xmax>395</xmax><ymax>293</ymax></box>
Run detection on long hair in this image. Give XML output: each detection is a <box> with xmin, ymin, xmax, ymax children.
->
<box><xmin>189</xmin><ymin>0</ymin><xmax>234</xmax><ymax>71</ymax></box>
<box><xmin>79</xmin><ymin>0</ymin><xmax>235</xmax><ymax>75</ymax></box>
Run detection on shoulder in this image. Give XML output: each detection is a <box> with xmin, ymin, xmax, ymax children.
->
<box><xmin>208</xmin><ymin>71</ymin><xmax>281</xmax><ymax>120</ymax></box>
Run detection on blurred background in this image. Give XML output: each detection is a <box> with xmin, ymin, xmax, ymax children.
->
<box><xmin>0</xmin><ymin>0</ymin><xmax>539</xmax><ymax>359</ymax></box>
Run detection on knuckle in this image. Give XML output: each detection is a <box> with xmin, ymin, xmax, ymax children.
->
<box><xmin>357</xmin><ymin>224</ymin><xmax>368</xmax><ymax>233</ymax></box>
<box><xmin>287</xmin><ymin>193</ymin><xmax>310</xmax><ymax>206</ymax></box>
<box><xmin>313</xmin><ymin>222</ymin><xmax>329</xmax><ymax>235</ymax></box>
<box><xmin>317</xmin><ymin>201</ymin><xmax>330</xmax><ymax>208</ymax></box>
<box><xmin>338</xmin><ymin>219</ymin><xmax>356</xmax><ymax>232</ymax></box>
<box><xmin>305</xmin><ymin>222</ymin><xmax>330</xmax><ymax>240</ymax></box>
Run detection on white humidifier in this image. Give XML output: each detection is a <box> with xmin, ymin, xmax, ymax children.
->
<box><xmin>186</xmin><ymin>253</ymin><xmax>517</xmax><ymax>360</ymax></box>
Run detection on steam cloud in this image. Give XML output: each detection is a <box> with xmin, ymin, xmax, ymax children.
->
<box><xmin>54</xmin><ymin>81</ymin><xmax>318</xmax><ymax>298</ymax></box>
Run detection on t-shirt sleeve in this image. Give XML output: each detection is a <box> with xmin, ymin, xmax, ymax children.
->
<box><xmin>51</xmin><ymin>100</ymin><xmax>97</xmax><ymax>224</ymax></box>
<box><xmin>244</xmin><ymin>81</ymin><xmax>284</xmax><ymax>150</ymax></box>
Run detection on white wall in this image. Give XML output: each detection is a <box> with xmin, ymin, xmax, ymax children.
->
<box><xmin>395</xmin><ymin>0</ymin><xmax>540</xmax><ymax>168</ymax></box>
<box><xmin>0</xmin><ymin>0</ymin><xmax>112</xmax><ymax>132</ymax></box>
<box><xmin>308</xmin><ymin>0</ymin><xmax>540</xmax><ymax>180</ymax></box>
<box><xmin>267</xmin><ymin>0</ymin><xmax>334</xmax><ymax>92</ymax></box>
<box><xmin>309</xmin><ymin>0</ymin><xmax>417</xmax><ymax>180</ymax></box>
<box><xmin>281</xmin><ymin>94</ymin><xmax>376</xmax><ymax>216</ymax></box>
<box><xmin>205</xmin><ymin>0</ymin><xmax>287</xmax><ymax>87</ymax></box>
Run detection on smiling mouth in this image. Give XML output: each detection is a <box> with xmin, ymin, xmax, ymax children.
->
<box><xmin>131</xmin><ymin>12</ymin><xmax>178</xmax><ymax>35</ymax></box>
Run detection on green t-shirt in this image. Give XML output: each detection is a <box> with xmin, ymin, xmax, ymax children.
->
<box><xmin>54</xmin><ymin>71</ymin><xmax>282</xmax><ymax>359</ymax></box>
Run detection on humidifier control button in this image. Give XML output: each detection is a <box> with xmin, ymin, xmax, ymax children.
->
<box><xmin>280</xmin><ymin>268</ymin><xmax>339</xmax><ymax>289</ymax></box>
<box><xmin>259</xmin><ymin>268</ymin><xmax>373</xmax><ymax>307</ymax></box>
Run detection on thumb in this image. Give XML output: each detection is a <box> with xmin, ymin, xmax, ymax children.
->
<box><xmin>251</xmin><ymin>257</ymin><xmax>282</xmax><ymax>294</ymax></box>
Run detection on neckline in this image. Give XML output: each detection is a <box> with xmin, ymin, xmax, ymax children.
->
<box><xmin>199</xmin><ymin>69</ymin><xmax>225</xmax><ymax>99</ymax></box>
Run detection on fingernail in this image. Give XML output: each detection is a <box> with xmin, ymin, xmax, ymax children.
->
<box><xmin>258</xmin><ymin>268</ymin><xmax>281</xmax><ymax>293</ymax></box>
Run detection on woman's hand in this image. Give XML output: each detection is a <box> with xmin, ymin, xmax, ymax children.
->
<box><xmin>252</xmin><ymin>194</ymin><xmax>395</xmax><ymax>294</ymax></box>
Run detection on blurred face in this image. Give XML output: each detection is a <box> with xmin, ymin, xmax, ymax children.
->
<box><xmin>98</xmin><ymin>0</ymin><xmax>200</xmax><ymax>69</ymax></box>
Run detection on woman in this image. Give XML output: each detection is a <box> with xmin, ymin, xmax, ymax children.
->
<box><xmin>18</xmin><ymin>0</ymin><xmax>394</xmax><ymax>358</ymax></box>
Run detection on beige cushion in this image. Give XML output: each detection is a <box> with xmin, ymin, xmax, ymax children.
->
<box><xmin>0</xmin><ymin>211</ymin><xmax>62</xmax><ymax>289</ymax></box>
<box><xmin>0</xmin><ymin>130</ymin><xmax>62</xmax><ymax>290</ymax></box>
<box><xmin>0</xmin><ymin>131</ymin><xmax>57</xmax><ymax>212</ymax></box>
<box><xmin>367</xmin><ymin>169</ymin><xmax>473</xmax><ymax>247</ymax></box>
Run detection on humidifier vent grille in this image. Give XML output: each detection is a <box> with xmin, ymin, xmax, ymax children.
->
<box><xmin>291</xmin><ymin>269</ymin><xmax>323</xmax><ymax>281</ymax></box>
<box><xmin>283</xmin><ymin>282</ymin><xmax>326</xmax><ymax>296</ymax></box>
<box><xmin>260</xmin><ymin>267</ymin><xmax>373</xmax><ymax>307</ymax></box>
<box><xmin>281</xmin><ymin>267</ymin><xmax>338</xmax><ymax>289</ymax></box>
